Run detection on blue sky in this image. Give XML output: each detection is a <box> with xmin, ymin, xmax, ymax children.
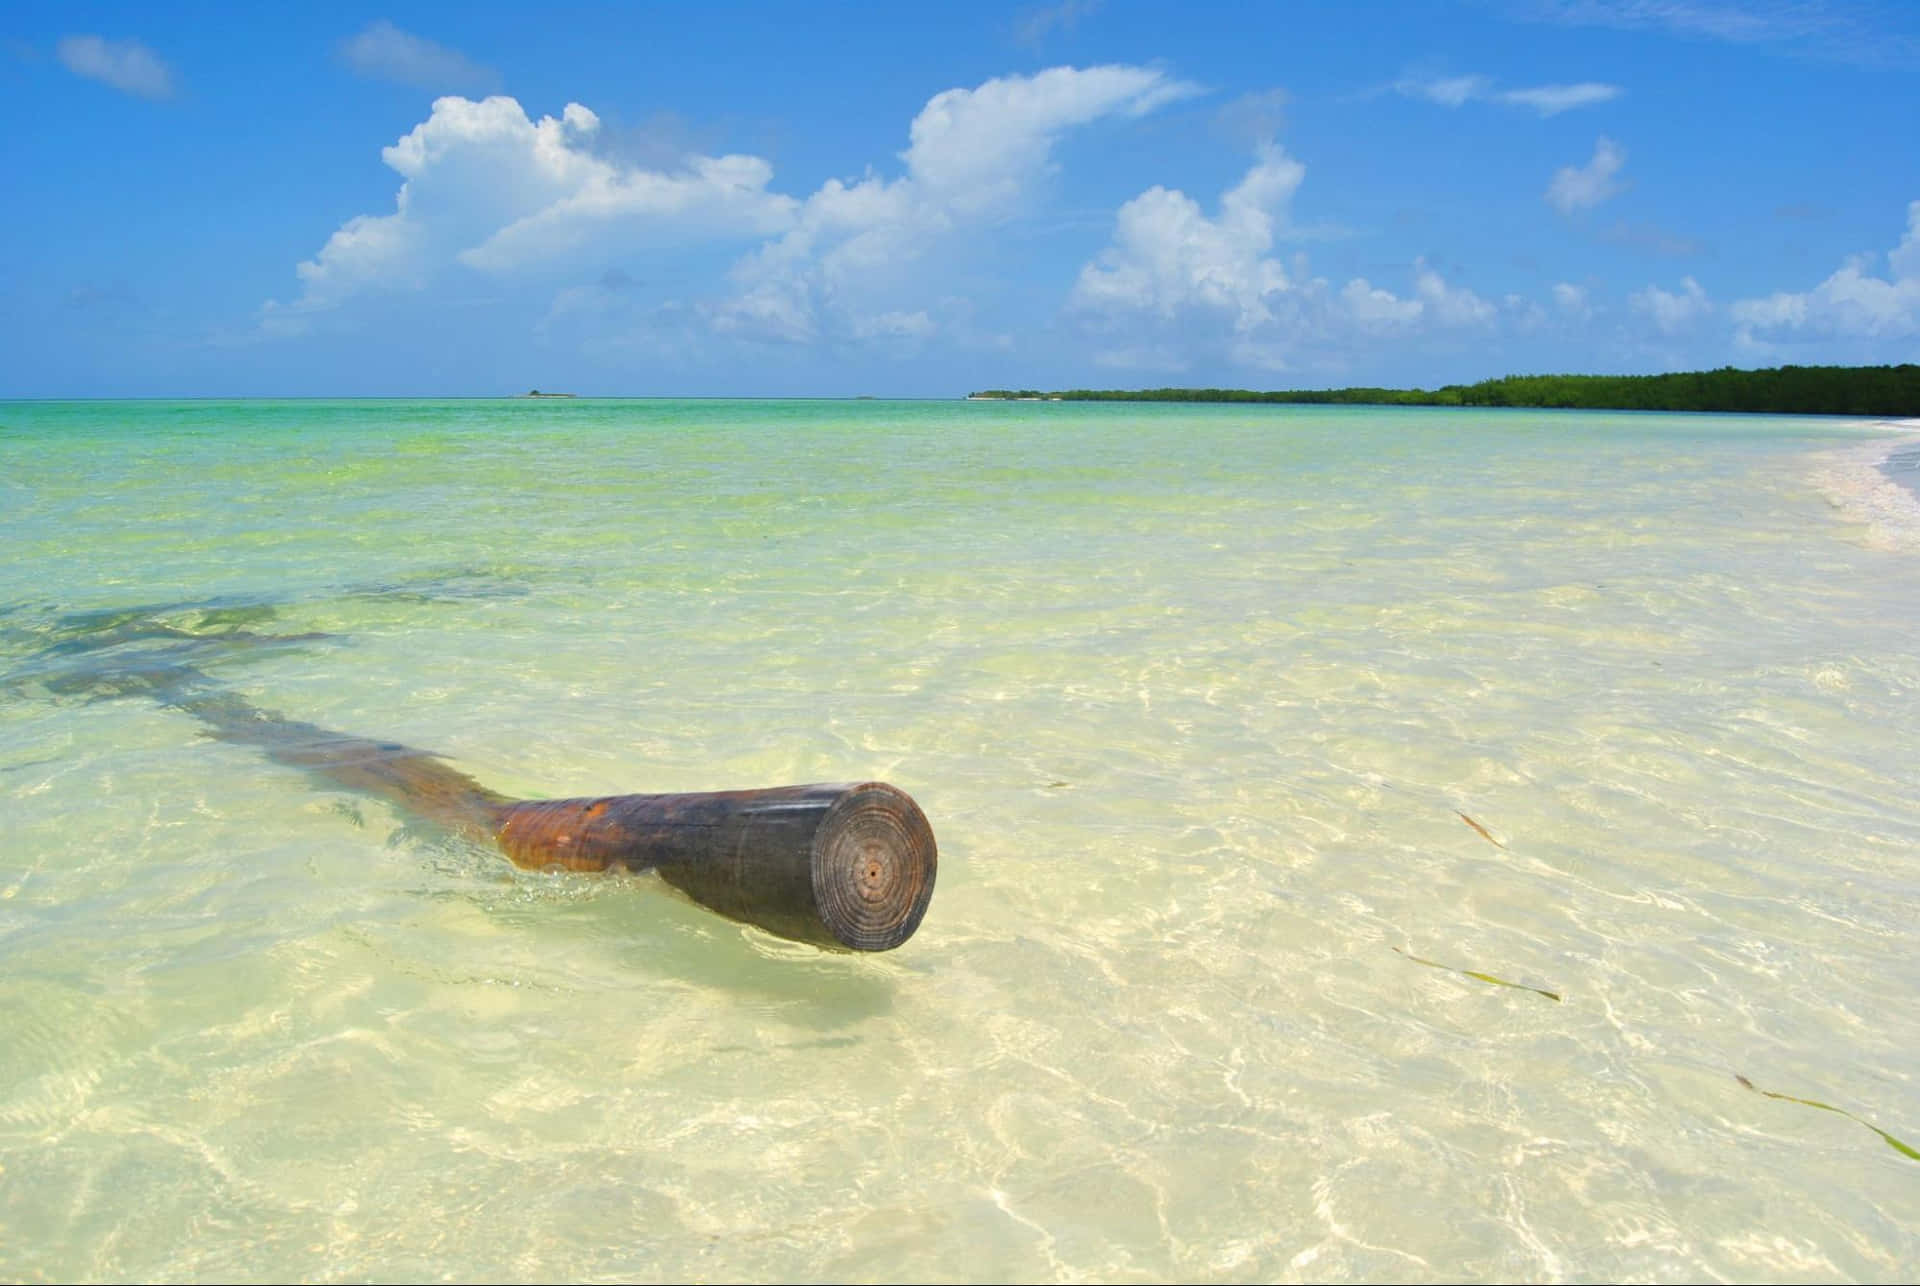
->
<box><xmin>4</xmin><ymin>1</ymin><xmax>1917</xmax><ymax>396</ymax></box>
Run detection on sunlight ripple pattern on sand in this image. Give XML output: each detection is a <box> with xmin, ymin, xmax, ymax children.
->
<box><xmin>0</xmin><ymin>399</ymin><xmax>1915</xmax><ymax>1281</ymax></box>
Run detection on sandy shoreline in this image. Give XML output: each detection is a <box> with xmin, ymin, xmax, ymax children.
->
<box><xmin>1864</xmin><ymin>417</ymin><xmax>1920</xmax><ymax>500</ymax></box>
<box><xmin>1884</xmin><ymin>445</ymin><xmax>1920</xmax><ymax>495</ymax></box>
<box><xmin>1805</xmin><ymin>418</ymin><xmax>1920</xmax><ymax>551</ymax></box>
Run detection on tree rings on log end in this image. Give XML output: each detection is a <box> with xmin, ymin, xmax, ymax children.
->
<box><xmin>811</xmin><ymin>782</ymin><xmax>937</xmax><ymax>951</ymax></box>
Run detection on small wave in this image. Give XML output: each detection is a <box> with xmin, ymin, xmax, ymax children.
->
<box><xmin>1805</xmin><ymin>424</ymin><xmax>1920</xmax><ymax>553</ymax></box>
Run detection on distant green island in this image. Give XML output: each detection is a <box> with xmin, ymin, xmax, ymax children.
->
<box><xmin>968</xmin><ymin>364</ymin><xmax>1920</xmax><ymax>417</ymax></box>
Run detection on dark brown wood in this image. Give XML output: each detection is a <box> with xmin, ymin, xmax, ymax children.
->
<box><xmin>494</xmin><ymin>783</ymin><xmax>936</xmax><ymax>951</ymax></box>
<box><xmin>14</xmin><ymin>621</ymin><xmax>939</xmax><ymax>951</ymax></box>
<box><xmin>177</xmin><ymin>682</ymin><xmax>937</xmax><ymax>951</ymax></box>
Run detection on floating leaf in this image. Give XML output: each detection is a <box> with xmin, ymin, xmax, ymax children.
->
<box><xmin>1737</xmin><ymin>1074</ymin><xmax>1919</xmax><ymax>1162</ymax></box>
<box><xmin>1394</xmin><ymin>946</ymin><xmax>1559</xmax><ymax>1001</ymax></box>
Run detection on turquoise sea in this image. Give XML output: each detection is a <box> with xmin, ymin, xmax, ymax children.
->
<box><xmin>2</xmin><ymin>398</ymin><xmax>1917</xmax><ymax>1281</ymax></box>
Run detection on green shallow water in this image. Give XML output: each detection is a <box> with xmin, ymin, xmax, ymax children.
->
<box><xmin>1</xmin><ymin>398</ymin><xmax>1917</xmax><ymax>1281</ymax></box>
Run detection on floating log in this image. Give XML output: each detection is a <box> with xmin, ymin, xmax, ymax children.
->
<box><xmin>108</xmin><ymin>668</ymin><xmax>938</xmax><ymax>951</ymax></box>
<box><xmin>495</xmin><ymin>783</ymin><xmax>936</xmax><ymax>951</ymax></box>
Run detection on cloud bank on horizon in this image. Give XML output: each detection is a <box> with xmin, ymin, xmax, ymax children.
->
<box><xmin>7</xmin><ymin>3</ymin><xmax>1918</xmax><ymax>394</ymax></box>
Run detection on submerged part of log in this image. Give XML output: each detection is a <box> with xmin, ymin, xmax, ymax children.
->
<box><xmin>495</xmin><ymin>783</ymin><xmax>937</xmax><ymax>951</ymax></box>
<box><xmin>182</xmin><ymin>685</ymin><xmax>514</xmax><ymax>839</ymax></box>
<box><xmin>50</xmin><ymin>658</ymin><xmax>937</xmax><ymax>951</ymax></box>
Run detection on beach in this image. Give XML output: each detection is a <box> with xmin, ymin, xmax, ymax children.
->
<box><xmin>1883</xmin><ymin>438</ymin><xmax>1920</xmax><ymax>500</ymax></box>
<box><xmin>2</xmin><ymin>399</ymin><xmax>1917</xmax><ymax>1281</ymax></box>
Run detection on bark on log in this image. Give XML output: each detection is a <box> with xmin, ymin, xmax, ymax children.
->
<box><xmin>494</xmin><ymin>783</ymin><xmax>937</xmax><ymax>951</ymax></box>
<box><xmin>177</xmin><ymin>683</ymin><xmax>937</xmax><ymax>951</ymax></box>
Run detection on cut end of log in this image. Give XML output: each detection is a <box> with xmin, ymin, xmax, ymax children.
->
<box><xmin>811</xmin><ymin>782</ymin><xmax>937</xmax><ymax>951</ymax></box>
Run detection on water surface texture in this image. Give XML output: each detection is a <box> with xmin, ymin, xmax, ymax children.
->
<box><xmin>2</xmin><ymin>399</ymin><xmax>1917</xmax><ymax>1281</ymax></box>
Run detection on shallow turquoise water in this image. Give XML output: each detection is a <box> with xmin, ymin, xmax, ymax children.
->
<box><xmin>2</xmin><ymin>399</ymin><xmax>1917</xmax><ymax>1281</ymax></box>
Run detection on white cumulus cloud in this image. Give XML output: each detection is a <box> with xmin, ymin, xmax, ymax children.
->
<box><xmin>1546</xmin><ymin>136</ymin><xmax>1626</xmax><ymax>213</ymax></box>
<box><xmin>903</xmin><ymin>65</ymin><xmax>1191</xmax><ymax>216</ymax></box>
<box><xmin>1731</xmin><ymin>200</ymin><xmax>1920</xmax><ymax>339</ymax></box>
<box><xmin>1070</xmin><ymin>148</ymin><xmax>1494</xmax><ymax>370</ymax></box>
<box><xmin>338</xmin><ymin>21</ymin><xmax>498</xmax><ymax>93</ymax></box>
<box><xmin>280</xmin><ymin>67</ymin><xmax>1198</xmax><ymax>349</ymax></box>
<box><xmin>1414</xmin><ymin>260</ymin><xmax>1496</xmax><ymax>326</ymax></box>
<box><xmin>282</xmin><ymin>95</ymin><xmax>796</xmax><ymax>311</ymax></box>
<box><xmin>1631</xmin><ymin>275</ymin><xmax>1711</xmax><ymax>333</ymax></box>
<box><xmin>1071</xmin><ymin>143</ymin><xmax>1305</xmax><ymax>332</ymax></box>
<box><xmin>710</xmin><ymin>64</ymin><xmax>1197</xmax><ymax>344</ymax></box>
<box><xmin>1340</xmin><ymin>277</ymin><xmax>1425</xmax><ymax>330</ymax></box>
<box><xmin>57</xmin><ymin>35</ymin><xmax>174</xmax><ymax>99</ymax></box>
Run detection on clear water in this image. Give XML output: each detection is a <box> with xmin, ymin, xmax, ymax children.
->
<box><xmin>2</xmin><ymin>399</ymin><xmax>1917</xmax><ymax>1281</ymax></box>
